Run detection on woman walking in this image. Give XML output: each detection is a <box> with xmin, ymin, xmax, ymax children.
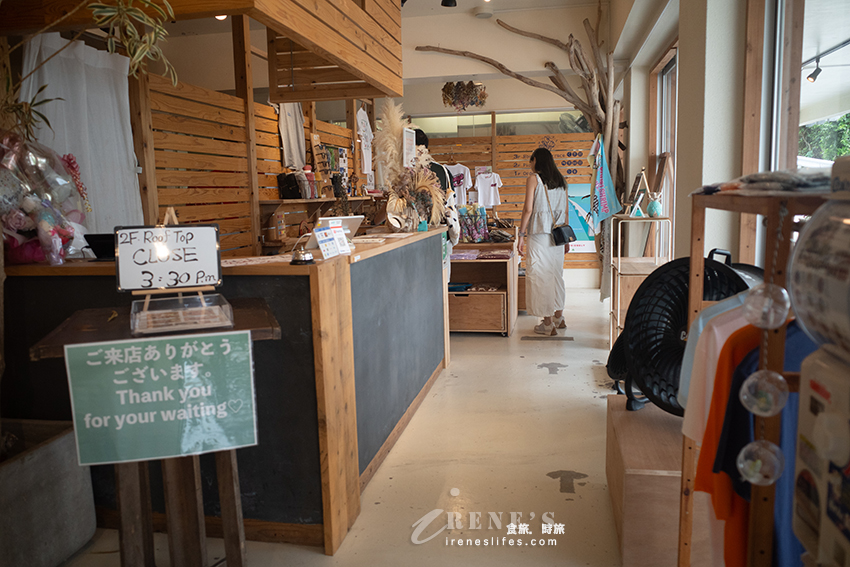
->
<box><xmin>517</xmin><ymin>147</ymin><xmax>568</xmax><ymax>336</ymax></box>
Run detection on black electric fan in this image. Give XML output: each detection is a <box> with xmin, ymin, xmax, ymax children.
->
<box><xmin>607</xmin><ymin>249</ymin><xmax>763</xmax><ymax>416</ymax></box>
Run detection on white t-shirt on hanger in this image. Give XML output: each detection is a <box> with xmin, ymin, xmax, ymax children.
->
<box><xmin>446</xmin><ymin>164</ymin><xmax>473</xmax><ymax>205</ymax></box>
<box><xmin>474</xmin><ymin>172</ymin><xmax>502</xmax><ymax>208</ymax></box>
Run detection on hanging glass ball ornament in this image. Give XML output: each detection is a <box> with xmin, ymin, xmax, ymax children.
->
<box><xmin>736</xmin><ymin>440</ymin><xmax>785</xmax><ymax>486</ymax></box>
<box><xmin>743</xmin><ymin>283</ymin><xmax>791</xmax><ymax>329</ymax></box>
<box><xmin>739</xmin><ymin>369</ymin><xmax>789</xmax><ymax>417</ymax></box>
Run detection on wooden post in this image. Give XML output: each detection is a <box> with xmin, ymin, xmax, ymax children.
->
<box><xmin>778</xmin><ymin>0</ymin><xmax>805</xmax><ymax>170</ymax></box>
<box><xmin>216</xmin><ymin>450</ymin><xmax>247</xmax><ymax>567</ymax></box>
<box><xmin>162</xmin><ymin>455</ymin><xmax>207</xmax><ymax>567</ymax></box>
<box><xmin>128</xmin><ymin>71</ymin><xmax>158</xmax><ymax>225</ymax></box>
<box><xmin>266</xmin><ymin>28</ymin><xmax>278</xmax><ymax>102</ymax></box>
<box><xmin>678</xmin><ymin>199</ymin><xmax>706</xmax><ymax>567</ymax></box>
<box><xmin>366</xmin><ymin>99</ymin><xmax>376</xmax><ymax>130</ymax></box>
<box><xmin>115</xmin><ymin>462</ymin><xmax>155</xmax><ymax>567</ymax></box>
<box><xmin>739</xmin><ymin>0</ymin><xmax>766</xmax><ymax>264</ymax></box>
<box><xmin>233</xmin><ymin>15</ymin><xmax>261</xmax><ymax>256</ymax></box>
<box><xmin>746</xmin><ymin>199</ymin><xmax>793</xmax><ymax>567</ymax></box>
<box><xmin>490</xmin><ymin>111</ymin><xmax>497</xmax><ymax>174</ymax></box>
<box><xmin>310</xmin><ymin>259</ymin><xmax>360</xmax><ymax>554</ymax></box>
<box><xmin>346</xmin><ymin>99</ymin><xmax>361</xmax><ymax>192</ymax></box>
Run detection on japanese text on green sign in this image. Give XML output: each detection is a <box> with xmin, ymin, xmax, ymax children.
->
<box><xmin>64</xmin><ymin>331</ymin><xmax>257</xmax><ymax>465</ymax></box>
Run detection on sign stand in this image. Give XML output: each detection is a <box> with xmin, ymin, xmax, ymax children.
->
<box><xmin>129</xmin><ymin>209</ymin><xmax>219</xmax><ymax>335</ymax></box>
<box><xmin>30</xmin><ymin>301</ymin><xmax>281</xmax><ymax>567</ymax></box>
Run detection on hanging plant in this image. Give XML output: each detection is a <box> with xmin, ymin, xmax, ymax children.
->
<box><xmin>441</xmin><ymin>81</ymin><xmax>487</xmax><ymax>112</ymax></box>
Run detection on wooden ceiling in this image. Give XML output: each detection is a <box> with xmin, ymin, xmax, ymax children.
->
<box><xmin>0</xmin><ymin>0</ymin><xmax>403</xmax><ymax>101</ymax></box>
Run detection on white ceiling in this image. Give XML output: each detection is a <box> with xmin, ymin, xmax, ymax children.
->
<box><xmin>401</xmin><ymin>0</ymin><xmax>602</xmax><ymax>18</ymax></box>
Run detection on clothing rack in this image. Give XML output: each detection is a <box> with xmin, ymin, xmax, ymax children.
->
<box><xmin>679</xmin><ymin>191</ymin><xmax>830</xmax><ymax>567</ymax></box>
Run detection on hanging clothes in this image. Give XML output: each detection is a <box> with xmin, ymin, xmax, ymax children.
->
<box><xmin>446</xmin><ymin>163</ymin><xmax>472</xmax><ymax>205</ymax></box>
<box><xmin>474</xmin><ymin>172</ymin><xmax>502</xmax><ymax>208</ymax></box>
<box><xmin>694</xmin><ymin>324</ymin><xmax>761</xmax><ymax>567</ymax></box>
<box><xmin>356</xmin><ymin>107</ymin><xmax>373</xmax><ymax>175</ymax></box>
<box><xmin>679</xmin><ymin>291</ymin><xmax>751</xmax><ymax>408</ymax></box>
<box><xmin>272</xmin><ymin>101</ymin><xmax>305</xmax><ymax>170</ymax></box>
<box><xmin>713</xmin><ymin>322</ymin><xmax>816</xmax><ymax>567</ymax></box>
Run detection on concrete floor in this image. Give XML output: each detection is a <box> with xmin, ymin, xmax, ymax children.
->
<box><xmin>65</xmin><ymin>289</ymin><xmax>620</xmax><ymax>567</ymax></box>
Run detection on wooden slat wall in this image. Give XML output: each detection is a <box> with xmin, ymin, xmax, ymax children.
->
<box><xmin>149</xmin><ymin>75</ymin><xmax>254</xmax><ymax>257</ymax></box>
<box><xmin>431</xmin><ymin>132</ymin><xmax>598</xmax><ymax>269</ymax></box>
<box><xmin>267</xmin><ymin>28</ymin><xmax>395</xmax><ymax>103</ymax></box>
<box><xmin>495</xmin><ymin>133</ymin><xmax>597</xmax><ymax>269</ymax></box>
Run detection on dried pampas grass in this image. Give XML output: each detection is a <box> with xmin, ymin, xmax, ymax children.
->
<box><xmin>374</xmin><ymin>99</ymin><xmax>406</xmax><ymax>188</ymax></box>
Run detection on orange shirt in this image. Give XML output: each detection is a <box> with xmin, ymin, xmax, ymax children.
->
<box><xmin>694</xmin><ymin>324</ymin><xmax>761</xmax><ymax>567</ymax></box>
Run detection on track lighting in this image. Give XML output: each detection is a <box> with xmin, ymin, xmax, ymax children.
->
<box><xmin>807</xmin><ymin>58</ymin><xmax>822</xmax><ymax>83</ymax></box>
<box><xmin>441</xmin><ymin>0</ymin><xmax>457</xmax><ymax>6</ymax></box>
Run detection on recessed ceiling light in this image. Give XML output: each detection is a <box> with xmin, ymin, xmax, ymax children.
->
<box><xmin>215</xmin><ymin>15</ymin><xmax>227</xmax><ymax>21</ymax></box>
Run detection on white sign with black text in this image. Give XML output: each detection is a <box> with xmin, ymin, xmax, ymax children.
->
<box><xmin>115</xmin><ymin>225</ymin><xmax>222</xmax><ymax>291</ymax></box>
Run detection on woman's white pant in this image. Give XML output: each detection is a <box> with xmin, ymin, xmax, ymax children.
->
<box><xmin>525</xmin><ymin>233</ymin><xmax>566</xmax><ymax>317</ymax></box>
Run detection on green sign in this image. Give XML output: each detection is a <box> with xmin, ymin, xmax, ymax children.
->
<box><xmin>64</xmin><ymin>331</ymin><xmax>257</xmax><ymax>465</ymax></box>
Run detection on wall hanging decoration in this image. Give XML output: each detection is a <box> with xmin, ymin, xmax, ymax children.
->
<box><xmin>441</xmin><ymin>81</ymin><xmax>488</xmax><ymax>112</ymax></box>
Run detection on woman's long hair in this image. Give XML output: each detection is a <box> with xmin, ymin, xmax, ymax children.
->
<box><xmin>530</xmin><ymin>147</ymin><xmax>566</xmax><ymax>190</ymax></box>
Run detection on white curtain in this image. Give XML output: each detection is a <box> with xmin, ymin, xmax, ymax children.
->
<box><xmin>20</xmin><ymin>33</ymin><xmax>143</xmax><ymax>233</ymax></box>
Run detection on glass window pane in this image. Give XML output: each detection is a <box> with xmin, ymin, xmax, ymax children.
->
<box><xmin>797</xmin><ymin>0</ymin><xmax>850</xmax><ymax>165</ymax></box>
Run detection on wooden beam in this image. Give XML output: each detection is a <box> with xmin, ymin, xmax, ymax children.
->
<box><xmin>269</xmin><ymin>83</ymin><xmax>390</xmax><ymax>103</ymax></box>
<box><xmin>129</xmin><ymin>72</ymin><xmax>159</xmax><ymax>225</ymax></box>
<box><xmin>0</xmin><ymin>0</ymin><xmax>254</xmax><ymax>34</ymax></box>
<box><xmin>778</xmin><ymin>0</ymin><xmax>805</xmax><ymax>170</ymax></box>
<box><xmin>233</xmin><ymin>15</ymin><xmax>262</xmax><ymax>256</ymax></box>
<box><xmin>740</xmin><ymin>0</ymin><xmax>766</xmax><ymax>264</ymax></box>
<box><xmin>309</xmin><ymin>258</ymin><xmax>360</xmax><ymax>555</ymax></box>
<box><xmin>253</xmin><ymin>0</ymin><xmax>402</xmax><ymax>98</ymax></box>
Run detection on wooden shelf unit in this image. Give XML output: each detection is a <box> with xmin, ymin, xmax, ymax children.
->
<box><xmin>609</xmin><ymin>215</ymin><xmax>672</xmax><ymax>344</ymax></box>
<box><xmin>260</xmin><ymin>196</ymin><xmax>375</xmax><ymax>248</ymax></box>
<box><xmin>678</xmin><ymin>191</ymin><xmax>830</xmax><ymax>567</ymax></box>
<box><xmin>449</xmin><ymin>241</ymin><xmax>519</xmax><ymax>336</ymax></box>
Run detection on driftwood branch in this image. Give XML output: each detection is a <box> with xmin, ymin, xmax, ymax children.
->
<box><xmin>495</xmin><ymin>19</ymin><xmax>569</xmax><ymax>53</ymax></box>
<box><xmin>414</xmin><ymin>45</ymin><xmax>579</xmax><ymax>106</ymax></box>
<box><xmin>583</xmin><ymin>18</ymin><xmax>607</xmax><ymax>96</ymax></box>
<box><xmin>543</xmin><ymin>61</ymin><xmax>593</xmax><ymax>116</ymax></box>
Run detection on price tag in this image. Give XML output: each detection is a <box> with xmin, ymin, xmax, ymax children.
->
<box><xmin>115</xmin><ymin>225</ymin><xmax>221</xmax><ymax>291</ymax></box>
<box><xmin>331</xmin><ymin>227</ymin><xmax>351</xmax><ymax>254</ymax></box>
<box><xmin>314</xmin><ymin>227</ymin><xmax>340</xmax><ymax>259</ymax></box>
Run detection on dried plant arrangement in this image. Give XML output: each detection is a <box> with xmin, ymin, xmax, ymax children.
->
<box><xmin>441</xmin><ymin>81</ymin><xmax>488</xmax><ymax>112</ymax></box>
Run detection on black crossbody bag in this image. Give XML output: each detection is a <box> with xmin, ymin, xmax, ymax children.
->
<box><xmin>544</xmin><ymin>183</ymin><xmax>576</xmax><ymax>246</ymax></box>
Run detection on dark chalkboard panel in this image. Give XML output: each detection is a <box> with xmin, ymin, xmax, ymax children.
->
<box><xmin>3</xmin><ymin>274</ymin><xmax>324</xmax><ymax>524</ymax></box>
<box><xmin>350</xmin><ymin>236</ymin><xmax>445</xmax><ymax>473</ymax></box>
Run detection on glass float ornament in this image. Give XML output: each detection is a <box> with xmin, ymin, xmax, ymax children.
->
<box><xmin>743</xmin><ymin>283</ymin><xmax>791</xmax><ymax>329</ymax></box>
<box><xmin>737</xmin><ymin>440</ymin><xmax>785</xmax><ymax>486</ymax></box>
<box><xmin>739</xmin><ymin>369</ymin><xmax>789</xmax><ymax>417</ymax></box>
<box><xmin>646</xmin><ymin>192</ymin><xmax>662</xmax><ymax>217</ymax></box>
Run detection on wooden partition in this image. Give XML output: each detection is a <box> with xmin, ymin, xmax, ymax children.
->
<box><xmin>148</xmin><ymin>75</ymin><xmax>255</xmax><ymax>257</ymax></box>
<box><xmin>429</xmin><ymin>132</ymin><xmax>598</xmax><ymax>269</ymax></box>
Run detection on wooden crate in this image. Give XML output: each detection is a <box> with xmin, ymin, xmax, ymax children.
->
<box><xmin>606</xmin><ymin>394</ymin><xmax>684</xmax><ymax>567</ymax></box>
<box><xmin>448</xmin><ymin>292</ymin><xmax>506</xmax><ymax>333</ymax></box>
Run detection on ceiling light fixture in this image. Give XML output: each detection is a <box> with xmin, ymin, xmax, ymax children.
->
<box><xmin>441</xmin><ymin>0</ymin><xmax>457</xmax><ymax>6</ymax></box>
<box><xmin>807</xmin><ymin>58</ymin><xmax>822</xmax><ymax>83</ymax></box>
<box><xmin>215</xmin><ymin>14</ymin><xmax>227</xmax><ymax>21</ymax></box>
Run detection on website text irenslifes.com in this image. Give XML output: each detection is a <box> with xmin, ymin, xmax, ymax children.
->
<box><xmin>446</xmin><ymin>537</ymin><xmax>558</xmax><ymax>547</ymax></box>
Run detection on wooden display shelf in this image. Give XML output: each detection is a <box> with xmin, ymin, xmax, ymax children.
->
<box><xmin>449</xmin><ymin>240</ymin><xmax>518</xmax><ymax>336</ymax></box>
<box><xmin>679</xmin><ymin>190</ymin><xmax>830</xmax><ymax>567</ymax></box>
<box><xmin>259</xmin><ymin>196</ymin><xmax>373</xmax><ymax>206</ymax></box>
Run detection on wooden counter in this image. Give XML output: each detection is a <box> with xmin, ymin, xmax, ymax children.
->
<box><xmin>2</xmin><ymin>228</ymin><xmax>447</xmax><ymax>556</ymax></box>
